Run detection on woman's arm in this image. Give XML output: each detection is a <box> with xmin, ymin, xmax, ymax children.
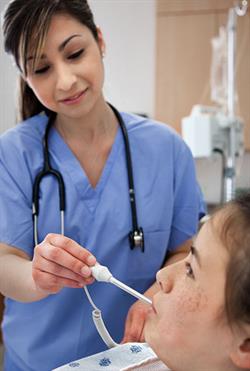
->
<box><xmin>0</xmin><ymin>243</ymin><xmax>45</xmax><ymax>302</ymax></box>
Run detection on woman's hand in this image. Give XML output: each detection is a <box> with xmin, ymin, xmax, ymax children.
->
<box><xmin>121</xmin><ymin>280</ymin><xmax>160</xmax><ymax>343</ymax></box>
<box><xmin>32</xmin><ymin>233</ymin><xmax>96</xmax><ymax>294</ymax></box>
<box><xmin>121</xmin><ymin>300</ymin><xmax>149</xmax><ymax>343</ymax></box>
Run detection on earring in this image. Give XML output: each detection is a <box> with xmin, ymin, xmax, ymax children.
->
<box><xmin>102</xmin><ymin>51</ymin><xmax>105</xmax><ymax>58</ymax></box>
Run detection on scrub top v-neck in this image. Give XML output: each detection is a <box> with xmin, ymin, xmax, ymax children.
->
<box><xmin>49</xmin><ymin>124</ymin><xmax>123</xmax><ymax>214</ymax></box>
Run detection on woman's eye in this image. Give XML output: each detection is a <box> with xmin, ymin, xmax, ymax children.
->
<box><xmin>68</xmin><ymin>49</ymin><xmax>84</xmax><ymax>60</ymax></box>
<box><xmin>35</xmin><ymin>66</ymin><xmax>50</xmax><ymax>74</ymax></box>
<box><xmin>185</xmin><ymin>262</ymin><xmax>195</xmax><ymax>279</ymax></box>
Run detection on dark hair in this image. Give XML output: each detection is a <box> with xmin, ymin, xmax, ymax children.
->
<box><xmin>2</xmin><ymin>0</ymin><xmax>98</xmax><ymax>120</ymax></box>
<box><xmin>212</xmin><ymin>192</ymin><xmax>250</xmax><ymax>328</ymax></box>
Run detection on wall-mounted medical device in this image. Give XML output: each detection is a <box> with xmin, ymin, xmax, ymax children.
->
<box><xmin>182</xmin><ymin>105</ymin><xmax>244</xmax><ymax>158</ymax></box>
<box><xmin>181</xmin><ymin>0</ymin><xmax>248</xmax><ymax>202</ymax></box>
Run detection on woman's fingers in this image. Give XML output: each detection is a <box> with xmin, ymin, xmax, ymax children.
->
<box><xmin>33</xmin><ymin>255</ymin><xmax>90</xmax><ymax>283</ymax></box>
<box><xmin>45</xmin><ymin>233</ymin><xmax>96</xmax><ymax>265</ymax></box>
<box><xmin>32</xmin><ymin>259</ymin><xmax>95</xmax><ymax>292</ymax></box>
<box><xmin>36</xmin><ymin>234</ymin><xmax>96</xmax><ymax>275</ymax></box>
<box><xmin>33</xmin><ymin>270</ymin><xmax>94</xmax><ymax>293</ymax></box>
<box><xmin>32</xmin><ymin>234</ymin><xmax>97</xmax><ymax>294</ymax></box>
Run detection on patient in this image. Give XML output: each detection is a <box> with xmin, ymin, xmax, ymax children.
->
<box><xmin>55</xmin><ymin>192</ymin><xmax>250</xmax><ymax>371</ymax></box>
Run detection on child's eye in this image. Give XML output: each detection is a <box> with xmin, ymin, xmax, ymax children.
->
<box><xmin>185</xmin><ymin>262</ymin><xmax>195</xmax><ymax>279</ymax></box>
<box><xmin>68</xmin><ymin>49</ymin><xmax>84</xmax><ymax>60</ymax></box>
<box><xmin>35</xmin><ymin>66</ymin><xmax>50</xmax><ymax>74</ymax></box>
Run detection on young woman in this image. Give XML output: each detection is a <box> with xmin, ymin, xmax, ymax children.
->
<box><xmin>55</xmin><ymin>192</ymin><xmax>250</xmax><ymax>371</ymax></box>
<box><xmin>0</xmin><ymin>1</ymin><xmax>205</xmax><ymax>370</ymax></box>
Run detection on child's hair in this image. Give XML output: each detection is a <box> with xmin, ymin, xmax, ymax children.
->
<box><xmin>2</xmin><ymin>0</ymin><xmax>98</xmax><ymax>121</ymax></box>
<box><xmin>212</xmin><ymin>192</ymin><xmax>250</xmax><ymax>328</ymax></box>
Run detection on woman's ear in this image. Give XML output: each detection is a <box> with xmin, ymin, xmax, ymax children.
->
<box><xmin>96</xmin><ymin>26</ymin><xmax>106</xmax><ymax>57</ymax></box>
<box><xmin>21</xmin><ymin>74</ymin><xmax>28</xmax><ymax>86</ymax></box>
<box><xmin>230</xmin><ymin>338</ymin><xmax>250</xmax><ymax>369</ymax></box>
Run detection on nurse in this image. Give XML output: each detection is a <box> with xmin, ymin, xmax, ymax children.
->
<box><xmin>0</xmin><ymin>0</ymin><xmax>205</xmax><ymax>370</ymax></box>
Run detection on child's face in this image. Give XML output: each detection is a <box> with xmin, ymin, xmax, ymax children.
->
<box><xmin>145</xmin><ymin>218</ymin><xmax>232</xmax><ymax>371</ymax></box>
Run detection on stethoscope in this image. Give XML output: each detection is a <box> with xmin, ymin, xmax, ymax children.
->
<box><xmin>32</xmin><ymin>103</ymin><xmax>144</xmax><ymax>251</ymax></box>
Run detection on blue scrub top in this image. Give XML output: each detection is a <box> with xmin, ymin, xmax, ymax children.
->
<box><xmin>0</xmin><ymin>111</ymin><xmax>205</xmax><ymax>370</ymax></box>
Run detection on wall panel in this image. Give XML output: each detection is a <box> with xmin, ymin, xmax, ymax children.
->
<box><xmin>156</xmin><ymin>0</ymin><xmax>250</xmax><ymax>149</ymax></box>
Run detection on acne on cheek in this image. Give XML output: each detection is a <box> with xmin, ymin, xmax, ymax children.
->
<box><xmin>166</xmin><ymin>291</ymin><xmax>208</xmax><ymax>331</ymax></box>
<box><xmin>176</xmin><ymin>286</ymin><xmax>208</xmax><ymax>314</ymax></box>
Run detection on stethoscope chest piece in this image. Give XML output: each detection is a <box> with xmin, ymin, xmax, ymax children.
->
<box><xmin>129</xmin><ymin>227</ymin><xmax>144</xmax><ymax>252</ymax></box>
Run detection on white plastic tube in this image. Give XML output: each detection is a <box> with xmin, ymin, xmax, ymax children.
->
<box><xmin>92</xmin><ymin>309</ymin><xmax>118</xmax><ymax>348</ymax></box>
<box><xmin>84</xmin><ymin>286</ymin><xmax>118</xmax><ymax>348</ymax></box>
<box><xmin>110</xmin><ymin>277</ymin><xmax>152</xmax><ymax>305</ymax></box>
<box><xmin>91</xmin><ymin>264</ymin><xmax>152</xmax><ymax>305</ymax></box>
<box><xmin>83</xmin><ymin>264</ymin><xmax>152</xmax><ymax>348</ymax></box>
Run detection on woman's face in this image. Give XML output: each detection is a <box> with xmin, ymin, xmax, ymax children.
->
<box><xmin>25</xmin><ymin>14</ymin><xmax>105</xmax><ymax>120</ymax></box>
<box><xmin>145</xmin><ymin>219</ymin><xmax>233</xmax><ymax>371</ymax></box>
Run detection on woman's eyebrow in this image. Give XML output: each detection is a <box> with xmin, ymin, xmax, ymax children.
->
<box><xmin>191</xmin><ymin>245</ymin><xmax>201</xmax><ymax>267</ymax></box>
<box><xmin>27</xmin><ymin>34</ymin><xmax>83</xmax><ymax>61</ymax></box>
<box><xmin>58</xmin><ymin>34</ymin><xmax>83</xmax><ymax>51</ymax></box>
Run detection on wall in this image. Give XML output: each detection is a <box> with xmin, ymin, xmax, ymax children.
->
<box><xmin>89</xmin><ymin>0</ymin><xmax>156</xmax><ymax>117</ymax></box>
<box><xmin>155</xmin><ymin>0</ymin><xmax>250</xmax><ymax>147</ymax></box>
<box><xmin>0</xmin><ymin>0</ymin><xmax>18</xmax><ymax>134</ymax></box>
<box><xmin>155</xmin><ymin>0</ymin><xmax>250</xmax><ymax>205</ymax></box>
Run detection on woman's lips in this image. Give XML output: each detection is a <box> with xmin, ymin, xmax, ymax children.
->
<box><xmin>59</xmin><ymin>89</ymin><xmax>87</xmax><ymax>105</ymax></box>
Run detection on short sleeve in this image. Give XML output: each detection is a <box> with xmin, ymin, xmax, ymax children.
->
<box><xmin>0</xmin><ymin>147</ymin><xmax>34</xmax><ymax>256</ymax></box>
<box><xmin>168</xmin><ymin>139</ymin><xmax>206</xmax><ymax>251</ymax></box>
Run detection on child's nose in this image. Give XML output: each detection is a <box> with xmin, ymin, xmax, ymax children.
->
<box><xmin>156</xmin><ymin>268</ymin><xmax>173</xmax><ymax>293</ymax></box>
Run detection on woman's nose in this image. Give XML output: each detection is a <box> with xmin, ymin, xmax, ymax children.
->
<box><xmin>55</xmin><ymin>64</ymin><xmax>77</xmax><ymax>91</ymax></box>
<box><xmin>156</xmin><ymin>267</ymin><xmax>174</xmax><ymax>293</ymax></box>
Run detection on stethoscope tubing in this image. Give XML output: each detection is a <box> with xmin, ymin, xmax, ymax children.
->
<box><xmin>115</xmin><ymin>109</ymin><xmax>139</xmax><ymax>231</ymax></box>
<box><xmin>32</xmin><ymin>103</ymin><xmax>143</xmax><ymax>249</ymax></box>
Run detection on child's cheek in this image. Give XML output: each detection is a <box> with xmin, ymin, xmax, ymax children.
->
<box><xmin>172</xmin><ymin>282</ymin><xmax>209</xmax><ymax>326</ymax></box>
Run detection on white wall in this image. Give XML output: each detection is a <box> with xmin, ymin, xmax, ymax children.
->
<box><xmin>0</xmin><ymin>0</ymin><xmax>18</xmax><ymax>133</ymax></box>
<box><xmin>89</xmin><ymin>0</ymin><xmax>156</xmax><ymax>117</ymax></box>
<box><xmin>0</xmin><ymin>0</ymin><xmax>156</xmax><ymax>135</ymax></box>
